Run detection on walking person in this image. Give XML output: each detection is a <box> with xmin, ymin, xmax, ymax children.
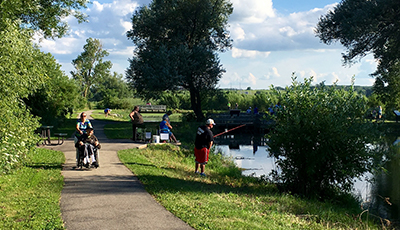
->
<box><xmin>129</xmin><ymin>106</ymin><xmax>144</xmax><ymax>141</ymax></box>
<box><xmin>194</xmin><ymin>119</ymin><xmax>215</xmax><ymax>176</ymax></box>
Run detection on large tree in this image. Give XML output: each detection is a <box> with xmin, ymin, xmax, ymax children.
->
<box><xmin>126</xmin><ymin>0</ymin><xmax>233</xmax><ymax>120</ymax></box>
<box><xmin>316</xmin><ymin>0</ymin><xmax>400</xmax><ymax>72</ymax></box>
<box><xmin>315</xmin><ymin>0</ymin><xmax>400</xmax><ymax>105</ymax></box>
<box><xmin>71</xmin><ymin>38</ymin><xmax>112</xmax><ymax>98</ymax></box>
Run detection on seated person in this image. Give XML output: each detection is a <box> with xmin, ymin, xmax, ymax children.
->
<box><xmin>159</xmin><ymin>117</ymin><xmax>178</xmax><ymax>143</ymax></box>
<box><xmin>75</xmin><ymin>128</ymin><xmax>101</xmax><ymax>168</ymax></box>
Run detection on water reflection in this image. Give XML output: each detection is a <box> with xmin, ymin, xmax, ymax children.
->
<box><xmin>217</xmin><ymin>144</ymin><xmax>372</xmax><ymax>201</ymax></box>
<box><xmin>216</xmin><ymin>145</ymin><xmax>277</xmax><ymax>177</ymax></box>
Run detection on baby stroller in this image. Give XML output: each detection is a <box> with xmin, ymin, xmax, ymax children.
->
<box><xmin>76</xmin><ymin>143</ymin><xmax>100</xmax><ymax>169</ymax></box>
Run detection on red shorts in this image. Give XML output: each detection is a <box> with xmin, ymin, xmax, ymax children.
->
<box><xmin>194</xmin><ymin>147</ymin><xmax>209</xmax><ymax>164</ymax></box>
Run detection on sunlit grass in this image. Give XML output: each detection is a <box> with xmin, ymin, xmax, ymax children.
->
<box><xmin>119</xmin><ymin>145</ymin><xmax>381</xmax><ymax>230</ymax></box>
<box><xmin>0</xmin><ymin>148</ymin><xmax>65</xmax><ymax>229</ymax></box>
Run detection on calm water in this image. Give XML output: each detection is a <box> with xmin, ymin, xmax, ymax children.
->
<box><xmin>216</xmin><ymin>144</ymin><xmax>372</xmax><ymax>200</ymax></box>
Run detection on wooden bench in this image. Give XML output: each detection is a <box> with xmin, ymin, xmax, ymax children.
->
<box><xmin>139</xmin><ymin>105</ymin><xmax>166</xmax><ymax>113</ymax></box>
<box><xmin>54</xmin><ymin>133</ymin><xmax>67</xmax><ymax>145</ymax></box>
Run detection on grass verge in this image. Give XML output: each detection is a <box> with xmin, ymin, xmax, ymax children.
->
<box><xmin>0</xmin><ymin>148</ymin><xmax>65</xmax><ymax>229</ymax></box>
<box><xmin>119</xmin><ymin>145</ymin><xmax>380</xmax><ymax>230</ymax></box>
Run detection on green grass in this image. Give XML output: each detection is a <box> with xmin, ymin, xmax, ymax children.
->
<box><xmin>0</xmin><ymin>148</ymin><xmax>65</xmax><ymax>229</ymax></box>
<box><xmin>118</xmin><ymin>145</ymin><xmax>381</xmax><ymax>230</ymax></box>
<box><xmin>89</xmin><ymin>109</ymin><xmax>182</xmax><ymax>122</ymax></box>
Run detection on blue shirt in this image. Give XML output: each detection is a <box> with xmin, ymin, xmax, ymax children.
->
<box><xmin>76</xmin><ymin>119</ymin><xmax>92</xmax><ymax>136</ymax></box>
<box><xmin>159</xmin><ymin>120</ymin><xmax>170</xmax><ymax>133</ymax></box>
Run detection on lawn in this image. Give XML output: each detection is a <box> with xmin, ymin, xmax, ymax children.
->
<box><xmin>0</xmin><ymin>148</ymin><xmax>65</xmax><ymax>229</ymax></box>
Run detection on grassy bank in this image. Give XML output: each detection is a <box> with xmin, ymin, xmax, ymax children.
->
<box><xmin>119</xmin><ymin>145</ymin><xmax>381</xmax><ymax>230</ymax></box>
<box><xmin>0</xmin><ymin>148</ymin><xmax>65</xmax><ymax>229</ymax></box>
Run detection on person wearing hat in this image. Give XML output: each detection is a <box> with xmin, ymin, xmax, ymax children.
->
<box><xmin>194</xmin><ymin>118</ymin><xmax>215</xmax><ymax>176</ymax></box>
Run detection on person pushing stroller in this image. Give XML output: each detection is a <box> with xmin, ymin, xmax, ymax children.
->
<box><xmin>75</xmin><ymin>127</ymin><xmax>101</xmax><ymax>168</ymax></box>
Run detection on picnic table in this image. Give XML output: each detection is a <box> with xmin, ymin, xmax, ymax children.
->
<box><xmin>40</xmin><ymin>125</ymin><xmax>53</xmax><ymax>145</ymax></box>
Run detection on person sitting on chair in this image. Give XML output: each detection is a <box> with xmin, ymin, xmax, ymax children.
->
<box><xmin>75</xmin><ymin>128</ymin><xmax>101</xmax><ymax>168</ymax></box>
<box><xmin>159</xmin><ymin>117</ymin><xmax>178</xmax><ymax>143</ymax></box>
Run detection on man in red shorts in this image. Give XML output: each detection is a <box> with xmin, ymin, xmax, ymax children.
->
<box><xmin>194</xmin><ymin>119</ymin><xmax>215</xmax><ymax>176</ymax></box>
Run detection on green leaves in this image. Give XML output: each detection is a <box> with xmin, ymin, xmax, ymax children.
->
<box><xmin>71</xmin><ymin>38</ymin><xmax>112</xmax><ymax>99</ymax></box>
<box><xmin>0</xmin><ymin>0</ymin><xmax>88</xmax><ymax>38</ymax></box>
<box><xmin>268</xmin><ymin>76</ymin><xmax>383</xmax><ymax>199</ymax></box>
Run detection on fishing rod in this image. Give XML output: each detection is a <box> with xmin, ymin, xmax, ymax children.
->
<box><xmin>213</xmin><ymin>124</ymin><xmax>246</xmax><ymax>138</ymax></box>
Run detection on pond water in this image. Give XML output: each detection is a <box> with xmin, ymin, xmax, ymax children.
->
<box><xmin>216</xmin><ymin>144</ymin><xmax>372</xmax><ymax>201</ymax></box>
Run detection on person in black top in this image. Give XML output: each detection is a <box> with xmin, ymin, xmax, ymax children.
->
<box><xmin>194</xmin><ymin>119</ymin><xmax>215</xmax><ymax>176</ymax></box>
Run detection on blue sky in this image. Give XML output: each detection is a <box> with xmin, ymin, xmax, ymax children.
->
<box><xmin>35</xmin><ymin>0</ymin><xmax>377</xmax><ymax>89</ymax></box>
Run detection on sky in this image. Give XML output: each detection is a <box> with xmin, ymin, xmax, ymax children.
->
<box><xmin>35</xmin><ymin>0</ymin><xmax>378</xmax><ymax>89</ymax></box>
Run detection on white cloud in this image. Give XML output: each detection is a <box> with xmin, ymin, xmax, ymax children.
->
<box><xmin>231</xmin><ymin>47</ymin><xmax>270</xmax><ymax>59</ymax></box>
<box><xmin>230</xmin><ymin>0</ymin><xmax>275</xmax><ymax>23</ymax></box>
<box><xmin>248</xmin><ymin>73</ymin><xmax>257</xmax><ymax>85</ymax></box>
<box><xmin>230</xmin><ymin>3</ymin><xmax>339</xmax><ymax>52</ymax></box>
<box><xmin>35</xmin><ymin>0</ymin><xmax>140</xmax><ymax>75</ymax></box>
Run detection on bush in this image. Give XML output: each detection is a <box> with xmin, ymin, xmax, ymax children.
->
<box><xmin>268</xmin><ymin>76</ymin><xmax>384</xmax><ymax>199</ymax></box>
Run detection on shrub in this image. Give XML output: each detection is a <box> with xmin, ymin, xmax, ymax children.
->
<box><xmin>268</xmin><ymin>76</ymin><xmax>384</xmax><ymax>199</ymax></box>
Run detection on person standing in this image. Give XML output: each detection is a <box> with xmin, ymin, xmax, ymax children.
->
<box><xmin>194</xmin><ymin>119</ymin><xmax>215</xmax><ymax>176</ymax></box>
<box><xmin>129</xmin><ymin>106</ymin><xmax>144</xmax><ymax>141</ymax></box>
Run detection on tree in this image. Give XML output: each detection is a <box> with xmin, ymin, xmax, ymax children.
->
<box><xmin>0</xmin><ymin>21</ymin><xmax>47</xmax><ymax>173</ymax></box>
<box><xmin>316</xmin><ymin>0</ymin><xmax>400</xmax><ymax>75</ymax></box>
<box><xmin>268</xmin><ymin>76</ymin><xmax>383</xmax><ymax>199</ymax></box>
<box><xmin>0</xmin><ymin>0</ymin><xmax>88</xmax><ymax>38</ymax></box>
<box><xmin>24</xmin><ymin>53</ymin><xmax>81</xmax><ymax>124</ymax></box>
<box><xmin>91</xmin><ymin>72</ymin><xmax>135</xmax><ymax>109</ymax></box>
<box><xmin>126</xmin><ymin>0</ymin><xmax>233</xmax><ymax>120</ymax></box>
<box><xmin>71</xmin><ymin>38</ymin><xmax>112</xmax><ymax>99</ymax></box>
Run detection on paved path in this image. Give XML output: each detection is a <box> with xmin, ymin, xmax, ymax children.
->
<box><xmin>44</xmin><ymin>111</ymin><xmax>192</xmax><ymax>230</ymax></box>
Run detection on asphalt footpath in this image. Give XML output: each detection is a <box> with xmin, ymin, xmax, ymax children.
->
<box><xmin>43</xmin><ymin>112</ymin><xmax>193</xmax><ymax>230</ymax></box>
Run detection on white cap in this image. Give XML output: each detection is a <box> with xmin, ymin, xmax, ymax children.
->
<box><xmin>206</xmin><ymin>119</ymin><xmax>216</xmax><ymax>125</ymax></box>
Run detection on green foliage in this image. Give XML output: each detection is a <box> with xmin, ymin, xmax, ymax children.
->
<box><xmin>71</xmin><ymin>38</ymin><xmax>112</xmax><ymax>98</ymax></box>
<box><xmin>92</xmin><ymin>72</ymin><xmax>135</xmax><ymax>109</ymax></box>
<box><xmin>0</xmin><ymin>21</ymin><xmax>45</xmax><ymax>174</ymax></box>
<box><xmin>126</xmin><ymin>0</ymin><xmax>233</xmax><ymax>120</ymax></box>
<box><xmin>0</xmin><ymin>0</ymin><xmax>88</xmax><ymax>38</ymax></box>
<box><xmin>316</xmin><ymin>0</ymin><xmax>400</xmax><ymax>74</ymax></box>
<box><xmin>24</xmin><ymin>53</ymin><xmax>81</xmax><ymax>125</ymax></box>
<box><xmin>373</xmin><ymin>63</ymin><xmax>400</xmax><ymax>111</ymax></box>
<box><xmin>268</xmin><ymin>76</ymin><xmax>384</xmax><ymax>199</ymax></box>
<box><xmin>316</xmin><ymin>0</ymin><xmax>400</xmax><ymax>111</ymax></box>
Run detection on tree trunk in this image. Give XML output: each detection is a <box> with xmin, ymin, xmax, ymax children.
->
<box><xmin>189</xmin><ymin>86</ymin><xmax>204</xmax><ymax>121</ymax></box>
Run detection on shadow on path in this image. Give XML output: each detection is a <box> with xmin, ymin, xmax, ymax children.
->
<box><xmin>44</xmin><ymin>110</ymin><xmax>193</xmax><ymax>230</ymax></box>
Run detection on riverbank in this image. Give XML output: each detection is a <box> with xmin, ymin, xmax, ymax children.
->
<box><xmin>119</xmin><ymin>144</ymin><xmax>382</xmax><ymax>229</ymax></box>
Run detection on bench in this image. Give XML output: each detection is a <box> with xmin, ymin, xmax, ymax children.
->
<box><xmin>54</xmin><ymin>133</ymin><xmax>67</xmax><ymax>145</ymax></box>
<box><xmin>230</xmin><ymin>109</ymin><xmax>241</xmax><ymax>117</ymax></box>
<box><xmin>140</xmin><ymin>105</ymin><xmax>166</xmax><ymax>113</ymax></box>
